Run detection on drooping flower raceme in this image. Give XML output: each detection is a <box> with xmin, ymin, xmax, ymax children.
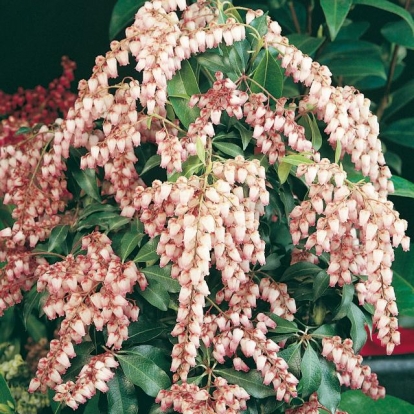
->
<box><xmin>0</xmin><ymin>0</ymin><xmax>410</xmax><ymax>413</ymax></box>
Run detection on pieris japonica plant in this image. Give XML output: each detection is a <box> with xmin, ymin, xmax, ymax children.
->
<box><xmin>0</xmin><ymin>0</ymin><xmax>413</xmax><ymax>413</ymax></box>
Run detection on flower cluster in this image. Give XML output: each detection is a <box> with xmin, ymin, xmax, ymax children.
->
<box><xmin>290</xmin><ymin>159</ymin><xmax>409</xmax><ymax>353</ymax></box>
<box><xmin>28</xmin><ymin>232</ymin><xmax>146</xmax><ymax>403</ymax></box>
<box><xmin>155</xmin><ymin>377</ymin><xmax>250</xmax><ymax>413</ymax></box>
<box><xmin>0</xmin><ymin>0</ymin><xmax>410</xmax><ymax>412</ymax></box>
<box><xmin>322</xmin><ymin>336</ymin><xmax>385</xmax><ymax>400</ymax></box>
<box><xmin>265</xmin><ymin>21</ymin><xmax>392</xmax><ymax>197</ymax></box>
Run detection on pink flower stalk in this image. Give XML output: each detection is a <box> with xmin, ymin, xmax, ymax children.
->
<box><xmin>30</xmin><ymin>232</ymin><xmax>145</xmax><ymax>392</ymax></box>
<box><xmin>322</xmin><ymin>336</ymin><xmax>385</xmax><ymax>400</ymax></box>
<box><xmin>290</xmin><ymin>159</ymin><xmax>409</xmax><ymax>352</ymax></box>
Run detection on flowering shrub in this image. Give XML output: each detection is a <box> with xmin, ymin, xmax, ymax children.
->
<box><xmin>0</xmin><ymin>0</ymin><xmax>414</xmax><ymax>413</ymax></box>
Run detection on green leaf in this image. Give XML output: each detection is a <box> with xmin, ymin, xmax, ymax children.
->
<box><xmin>391</xmin><ymin>175</ymin><xmax>414</xmax><ymax>198</ymax></box>
<box><xmin>196</xmin><ymin>136</ymin><xmax>206</xmax><ymax>164</ymax></box>
<box><xmin>384</xmin><ymin>151</ymin><xmax>402</xmax><ymax>175</ymax></box>
<box><xmin>336</xmin><ymin>20</ymin><xmax>370</xmax><ymax>40</ymax></box>
<box><xmin>25</xmin><ymin>313</ymin><xmax>47</xmax><ymax>342</ymax></box>
<box><xmin>347</xmin><ymin>302</ymin><xmax>367</xmax><ymax>352</ymax></box>
<box><xmin>332</xmin><ymin>283</ymin><xmax>354</xmax><ymax>321</ymax></box>
<box><xmin>127</xmin><ymin>345</ymin><xmax>170</xmax><ymax>372</ymax></box>
<box><xmin>317</xmin><ymin>358</ymin><xmax>341</xmax><ymax>414</ymax></box>
<box><xmin>299</xmin><ymin>345</ymin><xmax>322</xmax><ymax>397</ymax></box>
<box><xmin>313</xmin><ymin>270</ymin><xmax>330</xmax><ymax>301</ymax></box>
<box><xmin>138</xmin><ymin>279</ymin><xmax>169</xmax><ymax>311</ymax></box>
<box><xmin>168</xmin><ymin>155</ymin><xmax>204</xmax><ymax>182</ymax></box>
<box><xmin>312</xmin><ymin>323</ymin><xmax>337</xmax><ymax>338</ymax></box>
<box><xmin>0</xmin><ymin>374</ymin><xmax>15</xmax><ymax>410</ymax></box>
<box><xmin>142</xmin><ymin>265</ymin><xmax>180</xmax><ymax>293</ymax></box>
<box><xmin>278</xmin><ymin>343</ymin><xmax>302</xmax><ymax>377</ymax></box>
<box><xmin>298</xmin><ymin>113</ymin><xmax>323</xmax><ymax>151</ymax></box>
<box><xmin>109</xmin><ymin>0</ymin><xmax>145</xmax><ymax>40</ymax></box>
<box><xmin>281</xmin><ymin>262</ymin><xmax>323</xmax><ymax>282</ymax></box>
<box><xmin>47</xmin><ymin>225</ymin><xmax>69</xmax><ymax>253</ymax></box>
<box><xmin>117</xmin><ymin>350</ymin><xmax>171</xmax><ymax>397</ymax></box>
<box><xmin>134</xmin><ymin>237</ymin><xmax>160</xmax><ymax>263</ymax></box>
<box><xmin>251</xmin><ymin>49</ymin><xmax>283</xmax><ymax>100</ymax></box>
<box><xmin>279</xmin><ymin>155</ymin><xmax>314</xmax><ymax>167</ymax></box>
<box><xmin>326</xmin><ymin>56</ymin><xmax>386</xmax><ymax>79</ymax></box>
<box><xmin>22</xmin><ymin>285</ymin><xmax>45</xmax><ymax>329</ymax></box>
<box><xmin>286</xmin><ymin>34</ymin><xmax>325</xmax><ymax>56</ymax></box>
<box><xmin>382</xmin><ymin>80</ymin><xmax>414</xmax><ymax>121</ymax></box>
<box><xmin>126</xmin><ymin>317</ymin><xmax>166</xmax><ymax>344</ymax></box>
<box><xmin>339</xmin><ymin>390</ymin><xmax>414</xmax><ymax>413</ymax></box>
<box><xmin>392</xmin><ymin>246</ymin><xmax>414</xmax><ymax>317</ymax></box>
<box><xmin>15</xmin><ymin>126</ymin><xmax>32</xmax><ymax>136</ymax></box>
<box><xmin>382</xmin><ymin>118</ymin><xmax>414</xmax><ymax>148</ymax></box>
<box><xmin>84</xmin><ymin>392</ymin><xmax>101</xmax><ymax>414</ymax></box>
<box><xmin>140</xmin><ymin>154</ymin><xmax>161</xmax><ymax>175</ymax></box>
<box><xmin>277</xmin><ymin>162</ymin><xmax>292</xmax><ymax>184</ymax></box>
<box><xmin>213</xmin><ymin>141</ymin><xmax>244</xmax><ymax>157</ymax></box>
<box><xmin>72</xmin><ymin>168</ymin><xmax>101</xmax><ymax>201</ymax></box>
<box><xmin>320</xmin><ymin>0</ymin><xmax>353</xmax><ymax>41</ymax></box>
<box><xmin>234</xmin><ymin>122</ymin><xmax>252</xmax><ymax>150</ymax></box>
<box><xmin>382</xmin><ymin>20</ymin><xmax>414</xmax><ymax>49</ymax></box>
<box><xmin>197</xmin><ymin>52</ymin><xmax>232</xmax><ymax>74</ymax></box>
<box><xmin>353</xmin><ymin>0</ymin><xmax>414</xmax><ymax>35</ymax></box>
<box><xmin>216</xmin><ymin>369</ymin><xmax>275</xmax><ymax>398</ymax></box>
<box><xmin>260</xmin><ymin>253</ymin><xmax>281</xmax><ymax>271</ymax></box>
<box><xmin>167</xmin><ymin>61</ymin><xmax>200</xmax><ymax>128</ymax></box>
<box><xmin>120</xmin><ymin>230</ymin><xmax>144</xmax><ymax>262</ymax></box>
<box><xmin>108</xmin><ymin>370</ymin><xmax>138</xmax><ymax>414</ymax></box>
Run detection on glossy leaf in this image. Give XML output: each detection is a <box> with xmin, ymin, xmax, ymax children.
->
<box><xmin>234</xmin><ymin>122</ymin><xmax>252</xmax><ymax>150</ymax></box>
<box><xmin>325</xmin><ymin>56</ymin><xmax>386</xmax><ymax>79</ymax></box>
<box><xmin>120</xmin><ymin>230</ymin><xmax>144</xmax><ymax>262</ymax></box>
<box><xmin>392</xmin><ymin>246</ymin><xmax>414</xmax><ymax>317</ymax></box>
<box><xmin>317</xmin><ymin>358</ymin><xmax>341</xmax><ymax>414</ymax></box>
<box><xmin>384</xmin><ymin>151</ymin><xmax>402</xmax><ymax>175</ymax></box>
<box><xmin>286</xmin><ymin>34</ymin><xmax>325</xmax><ymax>56</ymax></box>
<box><xmin>299</xmin><ymin>345</ymin><xmax>322</xmax><ymax>397</ymax></box>
<box><xmin>117</xmin><ymin>349</ymin><xmax>171</xmax><ymax>397</ymax></box>
<box><xmin>382</xmin><ymin>20</ymin><xmax>414</xmax><ymax>49</ymax></box>
<box><xmin>391</xmin><ymin>175</ymin><xmax>414</xmax><ymax>198</ymax></box>
<box><xmin>142</xmin><ymin>265</ymin><xmax>180</xmax><ymax>293</ymax></box>
<box><xmin>382</xmin><ymin>80</ymin><xmax>414</xmax><ymax>121</ymax></box>
<box><xmin>251</xmin><ymin>49</ymin><xmax>283</xmax><ymax>100</ymax></box>
<box><xmin>72</xmin><ymin>168</ymin><xmax>101</xmax><ymax>201</ymax></box>
<box><xmin>197</xmin><ymin>52</ymin><xmax>232</xmax><ymax>74</ymax></box>
<box><xmin>279</xmin><ymin>154</ymin><xmax>314</xmax><ymax>167</ymax></box>
<box><xmin>140</xmin><ymin>154</ymin><xmax>161</xmax><ymax>175</ymax></box>
<box><xmin>138</xmin><ymin>279</ymin><xmax>169</xmax><ymax>311</ymax></box>
<box><xmin>0</xmin><ymin>374</ymin><xmax>15</xmax><ymax>411</ymax></box>
<box><xmin>353</xmin><ymin>0</ymin><xmax>414</xmax><ymax>35</ymax></box>
<box><xmin>320</xmin><ymin>0</ymin><xmax>353</xmax><ymax>41</ymax></box>
<box><xmin>213</xmin><ymin>142</ymin><xmax>244</xmax><ymax>157</ymax></box>
<box><xmin>109</xmin><ymin>0</ymin><xmax>145</xmax><ymax>39</ymax></box>
<box><xmin>313</xmin><ymin>270</ymin><xmax>330</xmax><ymax>301</ymax></box>
<box><xmin>167</xmin><ymin>61</ymin><xmax>200</xmax><ymax>128</ymax></box>
<box><xmin>277</xmin><ymin>162</ymin><xmax>292</xmax><ymax>184</ymax></box>
<box><xmin>134</xmin><ymin>237</ymin><xmax>160</xmax><ymax>262</ymax></box>
<box><xmin>281</xmin><ymin>262</ymin><xmax>323</xmax><ymax>282</ymax></box>
<box><xmin>107</xmin><ymin>370</ymin><xmax>139</xmax><ymax>414</ymax></box>
<box><xmin>260</xmin><ymin>253</ymin><xmax>281</xmax><ymax>271</ymax></box>
<box><xmin>332</xmin><ymin>283</ymin><xmax>355</xmax><ymax>320</ymax></box>
<box><xmin>382</xmin><ymin>118</ymin><xmax>414</xmax><ymax>148</ymax></box>
<box><xmin>347</xmin><ymin>302</ymin><xmax>367</xmax><ymax>352</ymax></box>
<box><xmin>339</xmin><ymin>390</ymin><xmax>414</xmax><ymax>413</ymax></box>
<box><xmin>216</xmin><ymin>369</ymin><xmax>275</xmax><ymax>398</ymax></box>
<box><xmin>127</xmin><ymin>345</ymin><xmax>170</xmax><ymax>372</ymax></box>
<box><xmin>278</xmin><ymin>343</ymin><xmax>302</xmax><ymax>377</ymax></box>
<box><xmin>47</xmin><ymin>225</ymin><xmax>69</xmax><ymax>252</ymax></box>
<box><xmin>83</xmin><ymin>392</ymin><xmax>100</xmax><ymax>414</ymax></box>
<box><xmin>126</xmin><ymin>317</ymin><xmax>166</xmax><ymax>344</ymax></box>
<box><xmin>336</xmin><ymin>20</ymin><xmax>370</xmax><ymax>40</ymax></box>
